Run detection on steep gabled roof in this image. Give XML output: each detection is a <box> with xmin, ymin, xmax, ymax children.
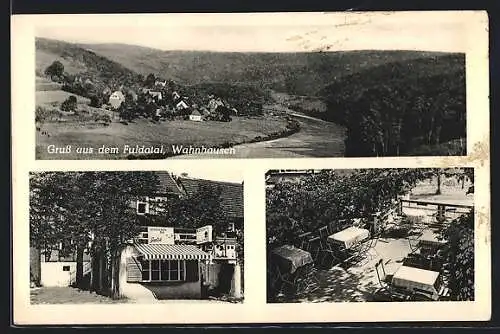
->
<box><xmin>178</xmin><ymin>177</ymin><xmax>244</xmax><ymax>218</ymax></box>
<box><xmin>155</xmin><ymin>172</ymin><xmax>185</xmax><ymax>196</ymax></box>
<box><xmin>191</xmin><ymin>109</ymin><xmax>202</xmax><ymax>116</ymax></box>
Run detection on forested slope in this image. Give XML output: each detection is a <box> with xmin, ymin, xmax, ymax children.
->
<box><xmin>319</xmin><ymin>54</ymin><xmax>466</xmax><ymax>156</ymax></box>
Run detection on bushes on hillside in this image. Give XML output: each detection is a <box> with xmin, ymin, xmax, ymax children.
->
<box><xmin>44</xmin><ymin>60</ymin><xmax>64</xmax><ymax>78</ymax></box>
<box><xmin>35</xmin><ymin>106</ymin><xmax>62</xmax><ymax>123</ymax></box>
<box><xmin>61</xmin><ymin>95</ymin><xmax>78</xmax><ymax>112</ymax></box>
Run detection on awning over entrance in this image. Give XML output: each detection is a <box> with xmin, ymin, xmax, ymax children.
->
<box><xmin>134</xmin><ymin>244</ymin><xmax>211</xmax><ymax>260</ymax></box>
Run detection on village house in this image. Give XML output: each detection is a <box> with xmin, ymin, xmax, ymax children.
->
<box><xmin>148</xmin><ymin>91</ymin><xmax>163</xmax><ymax>101</ymax></box>
<box><xmin>176</xmin><ymin>100</ymin><xmax>190</xmax><ymax>111</ymax></box>
<box><xmin>126</xmin><ymin>90</ymin><xmax>138</xmax><ymax>102</ymax></box>
<box><xmin>172</xmin><ymin>91</ymin><xmax>181</xmax><ymax>101</ymax></box>
<box><xmin>30</xmin><ymin>241</ymin><xmax>92</xmax><ymax>288</ymax></box>
<box><xmin>189</xmin><ymin>109</ymin><xmax>203</xmax><ymax>122</ymax></box>
<box><xmin>155</xmin><ymin>80</ymin><xmax>167</xmax><ymax>88</ymax></box>
<box><xmin>117</xmin><ymin>173</ymin><xmax>244</xmax><ymax>300</ymax></box>
<box><xmin>108</xmin><ymin>91</ymin><xmax>125</xmax><ymax>109</ymax></box>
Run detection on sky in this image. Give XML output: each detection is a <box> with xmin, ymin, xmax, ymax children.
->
<box><xmin>35</xmin><ymin>12</ymin><xmax>468</xmax><ymax>53</ymax></box>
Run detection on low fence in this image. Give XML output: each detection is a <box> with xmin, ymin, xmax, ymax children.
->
<box><xmin>399</xmin><ymin>199</ymin><xmax>473</xmax><ymax>222</ymax></box>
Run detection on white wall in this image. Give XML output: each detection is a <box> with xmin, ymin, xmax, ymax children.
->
<box><xmin>40</xmin><ymin>262</ymin><xmax>76</xmax><ymax>287</ymax></box>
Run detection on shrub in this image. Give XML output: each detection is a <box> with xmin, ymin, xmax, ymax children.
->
<box><xmin>61</xmin><ymin>95</ymin><xmax>78</xmax><ymax>112</ymax></box>
<box><xmin>44</xmin><ymin>60</ymin><xmax>64</xmax><ymax>78</ymax></box>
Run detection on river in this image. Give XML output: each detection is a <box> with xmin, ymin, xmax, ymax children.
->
<box><xmin>171</xmin><ymin>103</ymin><xmax>346</xmax><ymax>159</ymax></box>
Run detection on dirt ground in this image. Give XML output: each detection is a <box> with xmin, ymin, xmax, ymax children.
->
<box><xmin>30</xmin><ymin>287</ymin><xmax>237</xmax><ymax>304</ymax></box>
<box><xmin>30</xmin><ymin>287</ymin><xmax>126</xmax><ymax>304</ymax></box>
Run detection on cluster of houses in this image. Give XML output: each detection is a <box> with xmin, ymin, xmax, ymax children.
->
<box><xmin>30</xmin><ymin>172</ymin><xmax>244</xmax><ymax>300</ymax></box>
<box><xmin>104</xmin><ymin>78</ymin><xmax>239</xmax><ymax>122</ymax></box>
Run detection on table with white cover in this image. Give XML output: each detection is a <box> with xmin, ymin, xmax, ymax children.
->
<box><xmin>327</xmin><ymin>226</ymin><xmax>371</xmax><ymax>250</ymax></box>
<box><xmin>391</xmin><ymin>265</ymin><xmax>441</xmax><ymax>300</ymax></box>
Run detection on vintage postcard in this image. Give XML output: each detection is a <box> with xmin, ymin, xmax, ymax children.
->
<box><xmin>11</xmin><ymin>11</ymin><xmax>490</xmax><ymax>325</ymax></box>
<box><xmin>12</xmin><ymin>11</ymin><xmax>482</xmax><ymax>160</ymax></box>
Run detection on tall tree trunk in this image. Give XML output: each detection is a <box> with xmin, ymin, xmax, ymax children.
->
<box><xmin>30</xmin><ymin>247</ymin><xmax>41</xmax><ymax>286</ymax></box>
<box><xmin>428</xmin><ymin>114</ymin><xmax>435</xmax><ymax>145</ymax></box>
<box><xmin>98</xmin><ymin>253</ymin><xmax>104</xmax><ymax>293</ymax></box>
<box><xmin>436</xmin><ymin>172</ymin><xmax>442</xmax><ymax>195</ymax></box>
<box><xmin>90</xmin><ymin>250</ymin><xmax>99</xmax><ymax>292</ymax></box>
<box><xmin>110</xmin><ymin>249</ymin><xmax>117</xmax><ymax>299</ymax></box>
<box><xmin>76</xmin><ymin>246</ymin><xmax>84</xmax><ymax>288</ymax></box>
<box><xmin>435</xmin><ymin>125</ymin><xmax>442</xmax><ymax>145</ymax></box>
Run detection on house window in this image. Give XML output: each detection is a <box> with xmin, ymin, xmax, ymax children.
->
<box><xmin>137</xmin><ymin>201</ymin><xmax>149</xmax><ymax>215</ymax></box>
<box><xmin>141</xmin><ymin>260</ymin><xmax>186</xmax><ymax>282</ymax></box>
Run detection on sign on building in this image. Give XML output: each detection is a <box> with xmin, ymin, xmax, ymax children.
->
<box><xmin>213</xmin><ymin>238</ymin><xmax>237</xmax><ymax>260</ymax></box>
<box><xmin>148</xmin><ymin>226</ymin><xmax>175</xmax><ymax>244</ymax></box>
<box><xmin>196</xmin><ymin>225</ymin><xmax>213</xmax><ymax>244</ymax></box>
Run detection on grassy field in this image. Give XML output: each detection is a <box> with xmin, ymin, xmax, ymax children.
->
<box><xmin>36</xmin><ymin>90</ymin><xmax>91</xmax><ymax>106</ymax></box>
<box><xmin>36</xmin><ymin>75</ymin><xmax>91</xmax><ymax>108</ymax></box>
<box><xmin>36</xmin><ymin>116</ymin><xmax>291</xmax><ymax>159</ymax></box>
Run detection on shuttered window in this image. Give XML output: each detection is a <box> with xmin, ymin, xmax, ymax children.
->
<box><xmin>126</xmin><ymin>256</ymin><xmax>142</xmax><ymax>282</ymax></box>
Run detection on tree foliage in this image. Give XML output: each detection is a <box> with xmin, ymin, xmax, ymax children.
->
<box><xmin>61</xmin><ymin>95</ymin><xmax>78</xmax><ymax>112</ymax></box>
<box><xmin>118</xmin><ymin>92</ymin><xmax>139</xmax><ymax>121</ymax></box>
<box><xmin>320</xmin><ymin>55</ymin><xmax>466</xmax><ymax>156</ymax></box>
<box><xmin>161</xmin><ymin>184</ymin><xmax>229</xmax><ymax>235</ymax></box>
<box><xmin>266</xmin><ymin>169</ymin><xmax>433</xmax><ymax>249</ymax></box>
<box><xmin>440</xmin><ymin>212</ymin><xmax>474</xmax><ymax>301</ymax></box>
<box><xmin>29</xmin><ymin>172</ymin><xmax>159</xmax><ymax>295</ymax></box>
<box><xmin>44</xmin><ymin>60</ymin><xmax>65</xmax><ymax>78</ymax></box>
<box><xmin>145</xmin><ymin>73</ymin><xmax>156</xmax><ymax>88</ymax></box>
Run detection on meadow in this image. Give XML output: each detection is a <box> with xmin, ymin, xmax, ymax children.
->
<box><xmin>36</xmin><ymin>116</ymin><xmax>292</xmax><ymax>159</ymax></box>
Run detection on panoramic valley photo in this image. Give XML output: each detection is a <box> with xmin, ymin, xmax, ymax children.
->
<box><xmin>34</xmin><ymin>15</ymin><xmax>467</xmax><ymax>160</ymax></box>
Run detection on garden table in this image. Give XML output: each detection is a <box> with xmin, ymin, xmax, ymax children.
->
<box><xmin>327</xmin><ymin>226</ymin><xmax>370</xmax><ymax>250</ymax></box>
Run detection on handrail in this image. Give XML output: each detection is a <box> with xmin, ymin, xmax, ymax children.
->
<box><xmin>400</xmin><ymin>199</ymin><xmax>474</xmax><ymax>209</ymax></box>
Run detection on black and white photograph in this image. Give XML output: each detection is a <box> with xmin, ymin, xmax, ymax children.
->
<box><xmin>266</xmin><ymin>168</ymin><xmax>475</xmax><ymax>303</ymax></box>
<box><xmin>32</xmin><ymin>12</ymin><xmax>467</xmax><ymax>160</ymax></box>
<box><xmin>12</xmin><ymin>11</ymin><xmax>490</xmax><ymax>325</ymax></box>
<box><xmin>29</xmin><ymin>170</ymin><xmax>244</xmax><ymax>304</ymax></box>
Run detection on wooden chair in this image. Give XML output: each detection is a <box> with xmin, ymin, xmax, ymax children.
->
<box><xmin>318</xmin><ymin>226</ymin><xmax>329</xmax><ymax>240</ymax></box>
<box><xmin>307</xmin><ymin>236</ymin><xmax>322</xmax><ymax>262</ymax></box>
<box><xmin>328</xmin><ymin>221</ymin><xmax>338</xmax><ymax>235</ymax></box>
<box><xmin>297</xmin><ymin>232</ymin><xmax>312</xmax><ymax>251</ymax></box>
<box><xmin>374</xmin><ymin>259</ymin><xmax>411</xmax><ymax>301</ymax></box>
<box><xmin>295</xmin><ymin>264</ymin><xmax>320</xmax><ymax>295</ymax></box>
<box><xmin>318</xmin><ymin>237</ymin><xmax>341</xmax><ymax>269</ymax></box>
<box><xmin>271</xmin><ymin>264</ymin><xmax>295</xmax><ymax>296</ymax></box>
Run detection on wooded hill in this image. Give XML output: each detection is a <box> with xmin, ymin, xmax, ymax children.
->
<box><xmin>36</xmin><ymin>38</ymin><xmax>144</xmax><ymax>91</ymax></box>
<box><xmin>79</xmin><ymin>43</ymin><xmax>443</xmax><ymax>96</ymax></box>
<box><xmin>36</xmin><ymin>38</ymin><xmax>270</xmax><ymax>110</ymax></box>
<box><xmin>319</xmin><ymin>54</ymin><xmax>466</xmax><ymax>156</ymax></box>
